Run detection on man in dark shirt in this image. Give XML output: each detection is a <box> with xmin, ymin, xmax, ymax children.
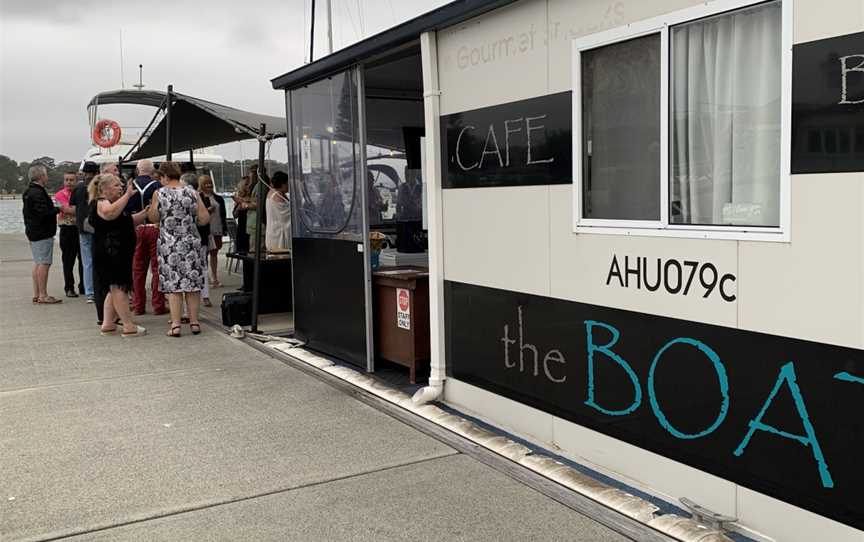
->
<box><xmin>69</xmin><ymin>161</ymin><xmax>99</xmax><ymax>301</ymax></box>
<box><xmin>127</xmin><ymin>159</ymin><xmax>166</xmax><ymax>315</ymax></box>
<box><xmin>22</xmin><ymin>164</ymin><xmax>61</xmax><ymax>304</ymax></box>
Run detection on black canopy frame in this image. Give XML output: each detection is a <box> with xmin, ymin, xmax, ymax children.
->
<box><xmin>111</xmin><ymin>88</ymin><xmax>287</xmax><ymax>162</ymax></box>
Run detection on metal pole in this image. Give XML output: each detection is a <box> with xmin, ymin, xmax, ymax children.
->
<box><xmin>189</xmin><ymin>149</ymin><xmax>194</xmax><ymax>169</ymax></box>
<box><xmin>309</xmin><ymin>0</ymin><xmax>316</xmax><ymax>63</ymax></box>
<box><xmin>165</xmin><ymin>85</ymin><xmax>173</xmax><ymax>161</ymax></box>
<box><xmin>251</xmin><ymin>123</ymin><xmax>266</xmax><ymax>332</ymax></box>
<box><xmin>356</xmin><ymin>66</ymin><xmax>374</xmax><ymax>373</ymax></box>
<box><xmin>284</xmin><ymin>90</ymin><xmax>296</xmax><ymax>323</ymax></box>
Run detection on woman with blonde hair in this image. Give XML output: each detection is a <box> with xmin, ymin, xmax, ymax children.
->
<box><xmin>88</xmin><ymin>173</ymin><xmax>149</xmax><ymax>337</ymax></box>
<box><xmin>198</xmin><ymin>174</ymin><xmax>226</xmax><ymax>287</ymax></box>
<box><xmin>147</xmin><ymin>162</ymin><xmax>210</xmax><ymax>337</ymax></box>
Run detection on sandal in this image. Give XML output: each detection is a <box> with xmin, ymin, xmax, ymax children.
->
<box><xmin>32</xmin><ymin>296</ymin><xmax>38</xmax><ymax>304</ymax></box>
<box><xmin>211</xmin><ymin>279</ymin><xmax>221</xmax><ymax>288</ymax></box>
<box><xmin>121</xmin><ymin>325</ymin><xmax>147</xmax><ymax>338</ymax></box>
<box><xmin>37</xmin><ymin>296</ymin><xmax>62</xmax><ymax>304</ymax></box>
<box><xmin>167</xmin><ymin>324</ymin><xmax>182</xmax><ymax>338</ymax></box>
<box><xmin>100</xmin><ymin>326</ymin><xmax>118</xmax><ymax>336</ymax></box>
<box><xmin>190</xmin><ymin>323</ymin><xmax>201</xmax><ymax>335</ymax></box>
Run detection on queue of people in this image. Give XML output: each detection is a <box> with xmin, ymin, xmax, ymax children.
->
<box><xmin>21</xmin><ymin>159</ymin><xmax>234</xmax><ymax>338</ymax></box>
<box><xmin>232</xmin><ymin>166</ymin><xmax>291</xmax><ymax>254</ymax></box>
<box><xmin>22</xmin><ymin>158</ymin><xmax>292</xmax><ymax>337</ymax></box>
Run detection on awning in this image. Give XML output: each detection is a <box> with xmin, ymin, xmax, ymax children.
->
<box><xmin>125</xmin><ymin>91</ymin><xmax>287</xmax><ymax>161</ymax></box>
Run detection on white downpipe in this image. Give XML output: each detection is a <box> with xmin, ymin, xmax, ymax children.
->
<box><xmin>413</xmin><ymin>30</ymin><xmax>445</xmax><ymax>406</ymax></box>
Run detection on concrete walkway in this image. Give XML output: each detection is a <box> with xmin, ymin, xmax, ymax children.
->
<box><xmin>0</xmin><ymin>233</ymin><xmax>629</xmax><ymax>542</ymax></box>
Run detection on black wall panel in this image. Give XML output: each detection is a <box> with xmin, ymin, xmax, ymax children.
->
<box><xmin>445</xmin><ymin>280</ymin><xmax>864</xmax><ymax>530</ymax></box>
<box><xmin>293</xmin><ymin>238</ymin><xmax>367</xmax><ymax>367</ymax></box>
<box><xmin>792</xmin><ymin>31</ymin><xmax>864</xmax><ymax>173</ymax></box>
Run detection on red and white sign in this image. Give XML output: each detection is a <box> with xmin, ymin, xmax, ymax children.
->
<box><xmin>396</xmin><ymin>288</ymin><xmax>410</xmax><ymax>330</ymax></box>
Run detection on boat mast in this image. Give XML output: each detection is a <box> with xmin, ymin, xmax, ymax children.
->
<box><xmin>309</xmin><ymin>0</ymin><xmax>333</xmax><ymax>63</ymax></box>
<box><xmin>119</xmin><ymin>29</ymin><xmax>125</xmax><ymax>88</ymax></box>
<box><xmin>133</xmin><ymin>65</ymin><xmax>144</xmax><ymax>91</ymax></box>
<box><xmin>309</xmin><ymin>0</ymin><xmax>315</xmax><ymax>62</ymax></box>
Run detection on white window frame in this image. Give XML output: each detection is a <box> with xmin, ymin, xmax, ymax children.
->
<box><xmin>572</xmin><ymin>0</ymin><xmax>792</xmax><ymax>242</ymax></box>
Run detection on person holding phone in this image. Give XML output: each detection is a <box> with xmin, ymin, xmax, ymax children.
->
<box><xmin>88</xmin><ymin>173</ymin><xmax>149</xmax><ymax>337</ymax></box>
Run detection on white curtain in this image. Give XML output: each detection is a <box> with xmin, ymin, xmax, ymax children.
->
<box><xmin>671</xmin><ymin>1</ymin><xmax>782</xmax><ymax>227</ymax></box>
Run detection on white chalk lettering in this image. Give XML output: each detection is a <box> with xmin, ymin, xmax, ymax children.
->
<box><xmin>479</xmin><ymin>124</ymin><xmax>504</xmax><ymax>168</ymax></box>
<box><xmin>839</xmin><ymin>54</ymin><xmax>864</xmax><ymax>105</ymax></box>
<box><xmin>456</xmin><ymin>125</ymin><xmax>479</xmax><ymax>171</ymax></box>
<box><xmin>543</xmin><ymin>350</ymin><xmax>567</xmax><ymax>383</ymax></box>
<box><xmin>503</xmin><ymin>118</ymin><xmax>523</xmax><ymax>167</ymax></box>
<box><xmin>518</xmin><ymin>305</ymin><xmax>539</xmax><ymax>376</ymax></box>
<box><xmin>502</xmin><ymin>324</ymin><xmax>517</xmax><ymax>368</ymax></box>
<box><xmin>501</xmin><ymin>305</ymin><xmax>567</xmax><ymax>384</ymax></box>
<box><xmin>526</xmin><ymin>115</ymin><xmax>554</xmax><ymax>165</ymax></box>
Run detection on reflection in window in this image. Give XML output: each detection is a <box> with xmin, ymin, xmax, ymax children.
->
<box><xmin>671</xmin><ymin>1</ymin><xmax>781</xmax><ymax>227</ymax></box>
<box><xmin>581</xmin><ymin>34</ymin><xmax>661</xmax><ymax>221</ymax></box>
<box><xmin>290</xmin><ymin>72</ymin><xmax>362</xmax><ymax>239</ymax></box>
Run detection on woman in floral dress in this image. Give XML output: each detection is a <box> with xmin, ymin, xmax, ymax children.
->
<box><xmin>147</xmin><ymin>162</ymin><xmax>210</xmax><ymax>337</ymax></box>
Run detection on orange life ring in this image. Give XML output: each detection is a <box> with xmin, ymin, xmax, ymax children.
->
<box><xmin>93</xmin><ymin>119</ymin><xmax>121</xmax><ymax>148</ymax></box>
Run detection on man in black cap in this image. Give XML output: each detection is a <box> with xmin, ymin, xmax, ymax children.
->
<box><xmin>69</xmin><ymin>161</ymin><xmax>99</xmax><ymax>302</ymax></box>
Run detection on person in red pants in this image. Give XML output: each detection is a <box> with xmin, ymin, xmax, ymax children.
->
<box><xmin>126</xmin><ymin>159</ymin><xmax>167</xmax><ymax>315</ymax></box>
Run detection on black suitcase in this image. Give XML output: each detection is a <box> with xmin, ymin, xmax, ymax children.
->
<box><xmin>221</xmin><ymin>292</ymin><xmax>252</xmax><ymax>327</ymax></box>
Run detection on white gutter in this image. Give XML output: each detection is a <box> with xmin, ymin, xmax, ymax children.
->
<box><xmin>413</xmin><ymin>30</ymin><xmax>446</xmax><ymax>405</ymax></box>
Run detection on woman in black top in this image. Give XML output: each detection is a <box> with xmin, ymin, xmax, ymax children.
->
<box><xmin>88</xmin><ymin>174</ymin><xmax>149</xmax><ymax>337</ymax></box>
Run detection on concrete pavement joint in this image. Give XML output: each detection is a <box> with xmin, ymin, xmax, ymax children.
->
<box><xmin>231</xmin><ymin>330</ymin><xmax>685</xmax><ymax>542</ymax></box>
<box><xmin>29</xmin><ymin>455</ymin><xmax>457</xmax><ymax>542</ymax></box>
<box><xmin>0</xmin><ymin>366</ymin><xmax>228</xmax><ymax>395</ymax></box>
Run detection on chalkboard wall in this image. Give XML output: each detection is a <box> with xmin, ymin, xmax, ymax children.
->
<box><xmin>445</xmin><ymin>280</ymin><xmax>864</xmax><ymax>530</ymax></box>
<box><xmin>441</xmin><ymin>92</ymin><xmax>572</xmax><ymax>188</ymax></box>
<box><xmin>792</xmin><ymin>31</ymin><xmax>864</xmax><ymax>173</ymax></box>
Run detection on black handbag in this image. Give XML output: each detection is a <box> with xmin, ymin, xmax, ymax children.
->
<box><xmin>221</xmin><ymin>292</ymin><xmax>252</xmax><ymax>327</ymax></box>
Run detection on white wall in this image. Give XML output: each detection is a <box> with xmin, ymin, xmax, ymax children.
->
<box><xmin>435</xmin><ymin>1</ymin><xmax>864</xmax><ymax>541</ymax></box>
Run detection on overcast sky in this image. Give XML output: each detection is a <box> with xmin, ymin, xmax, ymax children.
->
<box><xmin>0</xmin><ymin>0</ymin><xmax>448</xmax><ymax>163</ymax></box>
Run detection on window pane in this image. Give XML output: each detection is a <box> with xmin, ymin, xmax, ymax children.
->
<box><xmin>671</xmin><ymin>1</ymin><xmax>782</xmax><ymax>227</ymax></box>
<box><xmin>582</xmin><ymin>34</ymin><xmax>661</xmax><ymax>221</ymax></box>
<box><xmin>290</xmin><ymin>71</ymin><xmax>363</xmax><ymax>240</ymax></box>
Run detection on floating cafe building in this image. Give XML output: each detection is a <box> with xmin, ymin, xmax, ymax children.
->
<box><xmin>87</xmin><ymin>0</ymin><xmax>864</xmax><ymax>540</ymax></box>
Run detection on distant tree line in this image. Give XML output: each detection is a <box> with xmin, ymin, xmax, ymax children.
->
<box><xmin>0</xmin><ymin>155</ymin><xmax>289</xmax><ymax>195</ymax></box>
<box><xmin>0</xmin><ymin>155</ymin><xmax>80</xmax><ymax>194</ymax></box>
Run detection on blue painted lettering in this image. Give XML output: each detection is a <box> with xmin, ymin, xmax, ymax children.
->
<box><xmin>834</xmin><ymin>371</ymin><xmax>864</xmax><ymax>385</ymax></box>
<box><xmin>648</xmin><ymin>338</ymin><xmax>729</xmax><ymax>439</ymax></box>
<box><xmin>733</xmin><ymin>362</ymin><xmax>834</xmax><ymax>488</ymax></box>
<box><xmin>584</xmin><ymin>320</ymin><xmax>641</xmax><ymax>416</ymax></box>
